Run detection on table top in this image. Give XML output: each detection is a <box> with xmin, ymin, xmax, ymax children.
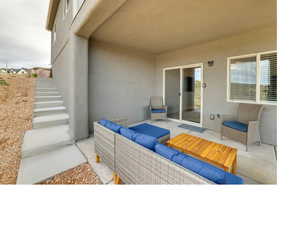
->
<box><xmin>167</xmin><ymin>133</ymin><xmax>237</xmax><ymax>172</ymax></box>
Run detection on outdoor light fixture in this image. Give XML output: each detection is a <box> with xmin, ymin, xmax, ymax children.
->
<box><xmin>208</xmin><ymin>60</ymin><xmax>214</xmax><ymax>67</ymax></box>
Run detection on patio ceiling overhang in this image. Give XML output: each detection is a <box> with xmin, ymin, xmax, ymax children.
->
<box><xmin>91</xmin><ymin>0</ymin><xmax>276</xmax><ymax>54</ymax></box>
<box><xmin>46</xmin><ymin>0</ymin><xmax>59</xmax><ymax>31</ymax></box>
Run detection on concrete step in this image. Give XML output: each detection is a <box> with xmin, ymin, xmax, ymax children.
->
<box><xmin>17</xmin><ymin>145</ymin><xmax>87</xmax><ymax>184</ymax></box>
<box><xmin>33</xmin><ymin>113</ymin><xmax>69</xmax><ymax>129</ymax></box>
<box><xmin>36</xmin><ymin>91</ymin><xmax>60</xmax><ymax>96</ymax></box>
<box><xmin>35</xmin><ymin>95</ymin><xmax>62</xmax><ymax>102</ymax></box>
<box><xmin>34</xmin><ymin>106</ymin><xmax>67</xmax><ymax>117</ymax></box>
<box><xmin>35</xmin><ymin>101</ymin><xmax>64</xmax><ymax>109</ymax></box>
<box><xmin>22</xmin><ymin>125</ymin><xmax>73</xmax><ymax>158</ymax></box>
<box><xmin>36</xmin><ymin>88</ymin><xmax>58</xmax><ymax>92</ymax></box>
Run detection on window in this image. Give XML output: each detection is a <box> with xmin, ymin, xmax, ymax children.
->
<box><xmin>63</xmin><ymin>0</ymin><xmax>69</xmax><ymax>19</ymax></box>
<box><xmin>227</xmin><ymin>51</ymin><xmax>277</xmax><ymax>105</ymax></box>
<box><xmin>53</xmin><ymin>24</ymin><xmax>57</xmax><ymax>43</ymax></box>
<box><xmin>260</xmin><ymin>52</ymin><xmax>277</xmax><ymax>103</ymax></box>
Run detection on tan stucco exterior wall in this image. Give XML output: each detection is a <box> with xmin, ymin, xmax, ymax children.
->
<box><xmin>88</xmin><ymin>40</ymin><xmax>156</xmax><ymax>131</ymax></box>
<box><xmin>51</xmin><ymin>0</ymin><xmax>89</xmax><ymax>140</ymax></box>
<box><xmin>155</xmin><ymin>25</ymin><xmax>277</xmax><ymax>145</ymax></box>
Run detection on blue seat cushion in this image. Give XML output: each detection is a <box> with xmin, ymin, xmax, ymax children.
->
<box><xmin>151</xmin><ymin>109</ymin><xmax>166</xmax><ymax>113</ymax></box>
<box><xmin>99</xmin><ymin>119</ymin><xmax>109</xmax><ymax>126</ymax></box>
<box><xmin>134</xmin><ymin>134</ymin><xmax>158</xmax><ymax>151</ymax></box>
<box><xmin>223</xmin><ymin>120</ymin><xmax>248</xmax><ymax>132</ymax></box>
<box><xmin>129</xmin><ymin>123</ymin><xmax>170</xmax><ymax>139</ymax></box>
<box><xmin>154</xmin><ymin>144</ymin><xmax>180</xmax><ymax>160</ymax></box>
<box><xmin>172</xmin><ymin>153</ymin><xmax>243</xmax><ymax>184</ymax></box>
<box><xmin>99</xmin><ymin>120</ymin><xmax>123</xmax><ymax>133</ymax></box>
<box><xmin>120</xmin><ymin>128</ymin><xmax>138</xmax><ymax>141</ymax></box>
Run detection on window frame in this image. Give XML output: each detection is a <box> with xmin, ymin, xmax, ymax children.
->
<box><xmin>227</xmin><ymin>50</ymin><xmax>277</xmax><ymax>106</ymax></box>
<box><xmin>63</xmin><ymin>0</ymin><xmax>70</xmax><ymax>20</ymax></box>
<box><xmin>53</xmin><ymin>24</ymin><xmax>57</xmax><ymax>44</ymax></box>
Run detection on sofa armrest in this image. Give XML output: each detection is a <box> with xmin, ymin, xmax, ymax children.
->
<box><xmin>247</xmin><ymin>120</ymin><xmax>260</xmax><ymax>144</ymax></box>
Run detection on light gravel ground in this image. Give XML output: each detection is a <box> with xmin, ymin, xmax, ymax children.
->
<box><xmin>39</xmin><ymin>163</ymin><xmax>102</xmax><ymax>184</ymax></box>
<box><xmin>0</xmin><ymin>74</ymin><xmax>35</xmax><ymax>184</ymax></box>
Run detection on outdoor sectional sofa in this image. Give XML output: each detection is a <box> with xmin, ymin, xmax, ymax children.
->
<box><xmin>94</xmin><ymin>120</ymin><xmax>243</xmax><ymax>185</ymax></box>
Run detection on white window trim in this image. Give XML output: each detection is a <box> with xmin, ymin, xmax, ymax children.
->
<box><xmin>227</xmin><ymin>50</ymin><xmax>277</xmax><ymax>106</ymax></box>
<box><xmin>63</xmin><ymin>0</ymin><xmax>69</xmax><ymax>20</ymax></box>
<box><xmin>53</xmin><ymin>24</ymin><xmax>57</xmax><ymax>44</ymax></box>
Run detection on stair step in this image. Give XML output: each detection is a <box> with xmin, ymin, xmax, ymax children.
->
<box><xmin>36</xmin><ymin>88</ymin><xmax>58</xmax><ymax>92</ymax></box>
<box><xmin>34</xmin><ymin>106</ymin><xmax>66</xmax><ymax>116</ymax></box>
<box><xmin>17</xmin><ymin>145</ymin><xmax>87</xmax><ymax>184</ymax></box>
<box><xmin>22</xmin><ymin>125</ymin><xmax>73</xmax><ymax>158</ymax></box>
<box><xmin>33</xmin><ymin>113</ymin><xmax>69</xmax><ymax>129</ymax></box>
<box><xmin>36</xmin><ymin>91</ymin><xmax>60</xmax><ymax>96</ymax></box>
<box><xmin>35</xmin><ymin>101</ymin><xmax>64</xmax><ymax>109</ymax></box>
<box><xmin>35</xmin><ymin>95</ymin><xmax>62</xmax><ymax>102</ymax></box>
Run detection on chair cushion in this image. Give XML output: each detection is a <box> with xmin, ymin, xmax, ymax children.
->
<box><xmin>151</xmin><ymin>109</ymin><xmax>166</xmax><ymax>113</ymax></box>
<box><xmin>172</xmin><ymin>153</ymin><xmax>243</xmax><ymax>184</ymax></box>
<box><xmin>129</xmin><ymin>123</ymin><xmax>170</xmax><ymax>139</ymax></box>
<box><xmin>134</xmin><ymin>134</ymin><xmax>158</xmax><ymax>151</ymax></box>
<box><xmin>120</xmin><ymin>128</ymin><xmax>138</xmax><ymax>141</ymax></box>
<box><xmin>99</xmin><ymin>119</ymin><xmax>109</xmax><ymax>126</ymax></box>
<box><xmin>154</xmin><ymin>144</ymin><xmax>180</xmax><ymax>160</ymax></box>
<box><xmin>223</xmin><ymin>120</ymin><xmax>248</xmax><ymax>132</ymax></box>
<box><xmin>101</xmin><ymin>120</ymin><xmax>123</xmax><ymax>133</ymax></box>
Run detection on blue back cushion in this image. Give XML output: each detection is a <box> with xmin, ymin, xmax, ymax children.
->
<box><xmin>120</xmin><ymin>128</ymin><xmax>138</xmax><ymax>141</ymax></box>
<box><xmin>172</xmin><ymin>153</ymin><xmax>188</xmax><ymax>165</ymax></box>
<box><xmin>99</xmin><ymin>120</ymin><xmax>123</xmax><ymax>133</ymax></box>
<box><xmin>172</xmin><ymin>153</ymin><xmax>243</xmax><ymax>184</ymax></box>
<box><xmin>134</xmin><ymin>134</ymin><xmax>158</xmax><ymax>151</ymax></box>
<box><xmin>99</xmin><ymin>119</ymin><xmax>109</xmax><ymax>126</ymax></box>
<box><xmin>154</xmin><ymin>144</ymin><xmax>180</xmax><ymax>160</ymax></box>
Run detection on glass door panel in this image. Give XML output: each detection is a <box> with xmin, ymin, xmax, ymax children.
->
<box><xmin>182</xmin><ymin>66</ymin><xmax>202</xmax><ymax>124</ymax></box>
<box><xmin>165</xmin><ymin>69</ymin><xmax>181</xmax><ymax>120</ymax></box>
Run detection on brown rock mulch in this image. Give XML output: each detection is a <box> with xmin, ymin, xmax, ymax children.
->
<box><xmin>39</xmin><ymin>163</ymin><xmax>102</xmax><ymax>184</ymax></box>
<box><xmin>0</xmin><ymin>74</ymin><xmax>35</xmax><ymax>184</ymax></box>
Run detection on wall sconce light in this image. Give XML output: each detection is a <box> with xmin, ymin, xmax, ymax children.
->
<box><xmin>208</xmin><ymin>60</ymin><xmax>214</xmax><ymax>67</ymax></box>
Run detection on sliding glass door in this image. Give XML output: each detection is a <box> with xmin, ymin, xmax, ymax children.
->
<box><xmin>164</xmin><ymin>69</ymin><xmax>181</xmax><ymax>120</ymax></box>
<box><xmin>182</xmin><ymin>66</ymin><xmax>202</xmax><ymax>124</ymax></box>
<box><xmin>164</xmin><ymin>64</ymin><xmax>203</xmax><ymax>126</ymax></box>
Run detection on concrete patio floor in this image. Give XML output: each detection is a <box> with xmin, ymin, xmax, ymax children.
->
<box><xmin>76</xmin><ymin>120</ymin><xmax>277</xmax><ymax>185</ymax></box>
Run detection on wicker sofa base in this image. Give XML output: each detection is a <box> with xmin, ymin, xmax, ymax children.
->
<box><xmin>94</xmin><ymin>122</ymin><xmax>212</xmax><ymax>184</ymax></box>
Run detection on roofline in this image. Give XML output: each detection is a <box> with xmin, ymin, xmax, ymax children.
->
<box><xmin>46</xmin><ymin>0</ymin><xmax>60</xmax><ymax>31</ymax></box>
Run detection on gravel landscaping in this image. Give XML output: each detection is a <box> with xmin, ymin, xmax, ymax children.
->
<box><xmin>0</xmin><ymin>74</ymin><xmax>35</xmax><ymax>184</ymax></box>
<box><xmin>39</xmin><ymin>163</ymin><xmax>102</xmax><ymax>184</ymax></box>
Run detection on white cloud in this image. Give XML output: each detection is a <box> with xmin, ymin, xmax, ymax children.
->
<box><xmin>0</xmin><ymin>0</ymin><xmax>50</xmax><ymax>68</ymax></box>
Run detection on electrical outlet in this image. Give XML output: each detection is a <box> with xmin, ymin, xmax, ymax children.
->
<box><xmin>210</xmin><ymin>114</ymin><xmax>215</xmax><ymax>120</ymax></box>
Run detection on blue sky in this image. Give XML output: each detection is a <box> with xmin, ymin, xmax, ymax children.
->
<box><xmin>0</xmin><ymin>0</ymin><xmax>50</xmax><ymax>68</ymax></box>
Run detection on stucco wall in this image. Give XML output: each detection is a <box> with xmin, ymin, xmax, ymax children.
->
<box><xmin>51</xmin><ymin>0</ymin><xmax>74</xmax><ymax>63</ymax></box>
<box><xmin>51</xmin><ymin>0</ymin><xmax>89</xmax><ymax>140</ymax></box>
<box><xmin>155</xmin><ymin>25</ymin><xmax>277</xmax><ymax>145</ymax></box>
<box><xmin>88</xmin><ymin>40</ymin><xmax>156</xmax><ymax>131</ymax></box>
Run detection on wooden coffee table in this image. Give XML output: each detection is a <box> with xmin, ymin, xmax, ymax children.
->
<box><xmin>167</xmin><ymin>133</ymin><xmax>237</xmax><ymax>174</ymax></box>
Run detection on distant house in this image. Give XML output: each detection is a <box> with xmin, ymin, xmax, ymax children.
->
<box><xmin>0</xmin><ymin>69</ymin><xmax>7</xmax><ymax>74</ymax></box>
<box><xmin>17</xmin><ymin>69</ymin><xmax>28</xmax><ymax>74</ymax></box>
<box><xmin>31</xmin><ymin>67</ymin><xmax>51</xmax><ymax>78</ymax></box>
<box><xmin>7</xmin><ymin>69</ymin><xmax>17</xmax><ymax>74</ymax></box>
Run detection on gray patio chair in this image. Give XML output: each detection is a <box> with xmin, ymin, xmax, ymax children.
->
<box><xmin>221</xmin><ymin>103</ymin><xmax>264</xmax><ymax>151</ymax></box>
<box><xmin>149</xmin><ymin>96</ymin><xmax>167</xmax><ymax>120</ymax></box>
